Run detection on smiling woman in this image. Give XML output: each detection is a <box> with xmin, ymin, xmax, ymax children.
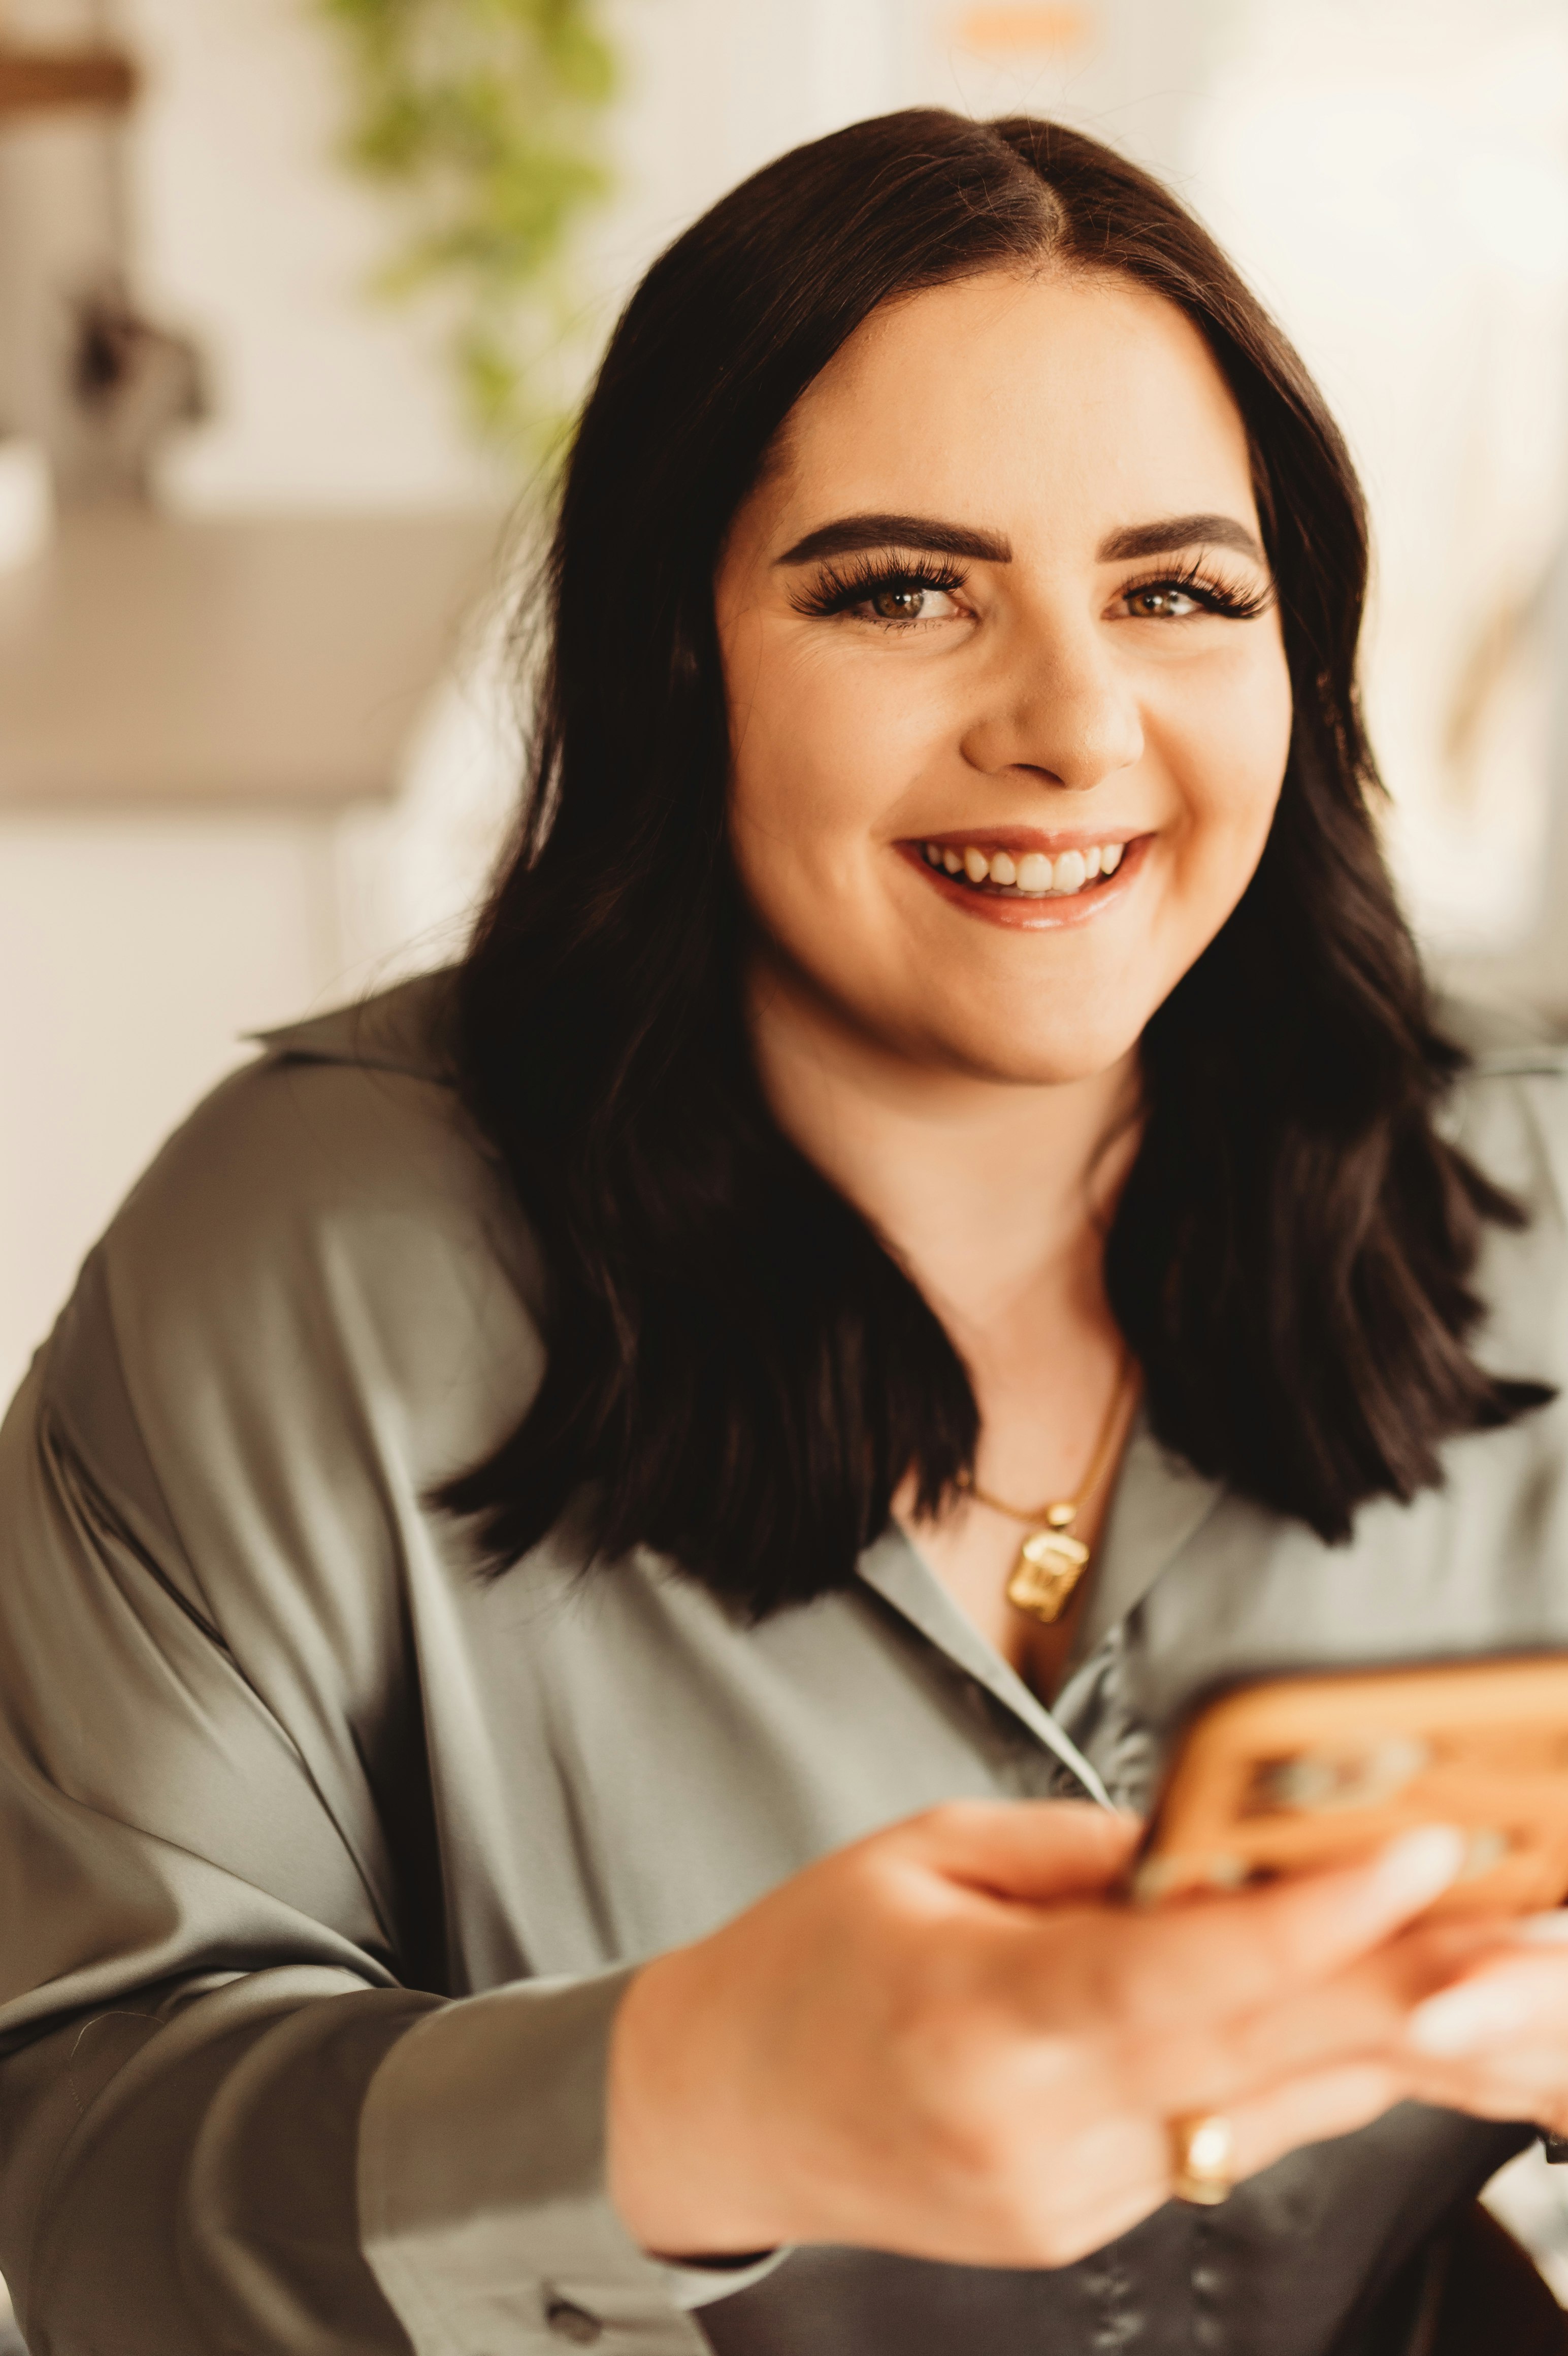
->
<box><xmin>5</xmin><ymin>106</ymin><xmax>1568</xmax><ymax>2356</ymax></box>
<box><xmin>705</xmin><ymin>266</ymin><xmax>1297</xmax><ymax>1682</ymax></box>
<box><xmin>445</xmin><ymin>116</ymin><xmax>1543</xmax><ymax>1626</ymax></box>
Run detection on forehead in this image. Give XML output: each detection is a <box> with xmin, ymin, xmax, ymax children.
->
<box><xmin>761</xmin><ymin>268</ymin><xmax>1258</xmax><ymax>546</ymax></box>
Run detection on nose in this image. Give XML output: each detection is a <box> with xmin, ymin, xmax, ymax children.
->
<box><xmin>959</xmin><ymin>618</ymin><xmax>1144</xmax><ymax>794</ymax></box>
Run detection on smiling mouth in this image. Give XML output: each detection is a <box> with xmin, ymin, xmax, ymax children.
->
<box><xmin>917</xmin><ymin>837</ymin><xmax>1130</xmax><ymax>900</ymax></box>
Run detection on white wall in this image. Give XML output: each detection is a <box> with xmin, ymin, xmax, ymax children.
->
<box><xmin>125</xmin><ymin>0</ymin><xmax>501</xmax><ymax>511</ymax></box>
<box><xmin>1188</xmin><ymin>0</ymin><xmax>1568</xmax><ymax>965</ymax></box>
<box><xmin>121</xmin><ymin>0</ymin><xmax>1233</xmax><ymax>513</ymax></box>
<box><xmin>0</xmin><ymin>812</ymin><xmax>339</xmax><ymax>1384</ymax></box>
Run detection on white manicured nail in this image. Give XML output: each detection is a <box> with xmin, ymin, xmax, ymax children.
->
<box><xmin>1408</xmin><ymin>1976</ymin><xmax>1537</xmax><ymax>2056</ymax></box>
<box><xmin>1369</xmin><ymin>1826</ymin><xmax>1467</xmax><ymax>1911</ymax></box>
<box><xmin>1514</xmin><ymin>1912</ymin><xmax>1568</xmax><ymax>1945</ymax></box>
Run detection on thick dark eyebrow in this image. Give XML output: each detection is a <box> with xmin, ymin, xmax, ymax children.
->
<box><xmin>1097</xmin><ymin>513</ymin><xmax>1266</xmax><ymax>565</ymax></box>
<box><xmin>774</xmin><ymin>512</ymin><xmax>1012</xmax><ymax>567</ymax></box>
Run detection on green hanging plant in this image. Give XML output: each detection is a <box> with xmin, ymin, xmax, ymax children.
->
<box><xmin>317</xmin><ymin>0</ymin><xmax>617</xmax><ymax>464</ymax></box>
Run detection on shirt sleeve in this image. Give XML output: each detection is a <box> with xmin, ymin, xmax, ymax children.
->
<box><xmin>0</xmin><ymin>1044</ymin><xmax>768</xmax><ymax>2356</ymax></box>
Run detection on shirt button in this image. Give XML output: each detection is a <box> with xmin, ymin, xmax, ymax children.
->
<box><xmin>545</xmin><ymin>2297</ymin><xmax>603</xmax><ymax>2344</ymax></box>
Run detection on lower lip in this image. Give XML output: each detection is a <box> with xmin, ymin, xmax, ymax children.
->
<box><xmin>898</xmin><ymin>836</ymin><xmax>1151</xmax><ymax>929</ymax></box>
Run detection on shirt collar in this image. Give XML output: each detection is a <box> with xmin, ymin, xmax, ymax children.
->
<box><xmin>857</xmin><ymin>1524</ymin><xmax>1116</xmax><ymax>1807</ymax></box>
<box><xmin>856</xmin><ymin>1410</ymin><xmax>1224</xmax><ymax>1805</ymax></box>
<box><xmin>1070</xmin><ymin>1407</ymin><xmax>1225</xmax><ymax>1662</ymax></box>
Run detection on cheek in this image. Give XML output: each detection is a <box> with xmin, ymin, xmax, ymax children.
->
<box><xmin>1164</xmin><ymin>643</ymin><xmax>1293</xmax><ymax>876</ymax></box>
<box><xmin>727</xmin><ymin>636</ymin><xmax>932</xmax><ymax>877</ymax></box>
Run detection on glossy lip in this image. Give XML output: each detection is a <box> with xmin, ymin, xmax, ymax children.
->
<box><xmin>897</xmin><ymin>830</ymin><xmax>1153</xmax><ymax>929</ymax></box>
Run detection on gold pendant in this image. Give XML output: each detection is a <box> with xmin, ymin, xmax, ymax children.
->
<box><xmin>1006</xmin><ymin>1524</ymin><xmax>1091</xmax><ymax>1625</ymax></box>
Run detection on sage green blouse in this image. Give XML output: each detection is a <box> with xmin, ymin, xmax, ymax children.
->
<box><xmin>0</xmin><ymin>973</ymin><xmax>1564</xmax><ymax>2356</ymax></box>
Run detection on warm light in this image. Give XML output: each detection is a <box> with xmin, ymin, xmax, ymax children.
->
<box><xmin>953</xmin><ymin>6</ymin><xmax>1091</xmax><ymax>55</ymax></box>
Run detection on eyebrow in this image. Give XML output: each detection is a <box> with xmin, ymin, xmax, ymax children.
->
<box><xmin>773</xmin><ymin>508</ymin><xmax>1266</xmax><ymax>570</ymax></box>
<box><xmin>774</xmin><ymin>513</ymin><xmax>1012</xmax><ymax>566</ymax></box>
<box><xmin>1096</xmin><ymin>513</ymin><xmax>1266</xmax><ymax>565</ymax></box>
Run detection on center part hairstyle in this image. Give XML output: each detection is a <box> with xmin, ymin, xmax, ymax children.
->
<box><xmin>442</xmin><ymin>108</ymin><xmax>1549</xmax><ymax>1615</ymax></box>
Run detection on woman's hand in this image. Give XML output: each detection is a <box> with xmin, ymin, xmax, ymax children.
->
<box><xmin>1398</xmin><ymin>1913</ymin><xmax>1568</xmax><ymax>2135</ymax></box>
<box><xmin>606</xmin><ymin>1802</ymin><xmax>1472</xmax><ymax>2270</ymax></box>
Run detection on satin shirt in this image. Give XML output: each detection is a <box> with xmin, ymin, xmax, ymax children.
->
<box><xmin>1</xmin><ymin>973</ymin><xmax>1564</xmax><ymax>2356</ymax></box>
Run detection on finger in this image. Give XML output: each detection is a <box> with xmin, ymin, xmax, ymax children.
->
<box><xmin>1072</xmin><ymin>1826</ymin><xmax>1468</xmax><ymax>2037</ymax></box>
<box><xmin>1221</xmin><ymin>2057</ymin><xmax>1408</xmax><ymax>2180</ymax></box>
<box><xmin>1406</xmin><ymin>1954</ymin><xmax>1568</xmax><ymax>2059</ymax></box>
<box><xmin>914</xmin><ymin>1800</ymin><xmax>1142</xmax><ymax>1904</ymax></box>
<box><xmin>1400</xmin><ymin>2041</ymin><xmax>1568</xmax><ymax>2133</ymax></box>
<box><xmin>1147</xmin><ymin>1947</ymin><xmax>1440</xmax><ymax>2110</ymax></box>
<box><xmin>1035</xmin><ymin>2058</ymin><xmax>1407</xmax><ymax>2252</ymax></box>
<box><xmin>1104</xmin><ymin>1938</ymin><xmax>1454</xmax><ymax>2126</ymax></box>
<box><xmin>1418</xmin><ymin>2049</ymin><xmax>1568</xmax><ymax>2103</ymax></box>
<box><xmin>1217</xmin><ymin>1917</ymin><xmax>1519</xmax><ymax>2085</ymax></box>
<box><xmin>1382</xmin><ymin>1913</ymin><xmax>1525</xmax><ymax>1985</ymax></box>
<box><xmin>1516</xmin><ymin>1910</ymin><xmax>1568</xmax><ymax>1949</ymax></box>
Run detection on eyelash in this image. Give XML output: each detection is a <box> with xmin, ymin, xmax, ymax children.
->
<box><xmin>789</xmin><ymin>551</ymin><xmax>966</xmax><ymax>621</ymax></box>
<box><xmin>790</xmin><ymin>551</ymin><xmax>1273</xmax><ymax>625</ymax></box>
<box><xmin>1119</xmin><ymin>557</ymin><xmax>1273</xmax><ymax>622</ymax></box>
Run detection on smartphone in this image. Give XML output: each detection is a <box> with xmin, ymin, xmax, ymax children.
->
<box><xmin>1132</xmin><ymin>1652</ymin><xmax>1568</xmax><ymax>1917</ymax></box>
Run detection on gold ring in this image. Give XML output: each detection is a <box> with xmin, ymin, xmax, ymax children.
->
<box><xmin>1169</xmin><ymin>2112</ymin><xmax>1235</xmax><ymax>2206</ymax></box>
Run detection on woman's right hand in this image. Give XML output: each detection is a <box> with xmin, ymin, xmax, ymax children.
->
<box><xmin>606</xmin><ymin>1802</ymin><xmax>1475</xmax><ymax>2269</ymax></box>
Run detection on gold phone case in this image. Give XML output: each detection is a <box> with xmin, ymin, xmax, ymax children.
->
<box><xmin>1135</xmin><ymin>1653</ymin><xmax>1568</xmax><ymax>1916</ymax></box>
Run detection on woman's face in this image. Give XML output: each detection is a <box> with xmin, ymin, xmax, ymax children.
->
<box><xmin>715</xmin><ymin>268</ymin><xmax>1294</xmax><ymax>1086</ymax></box>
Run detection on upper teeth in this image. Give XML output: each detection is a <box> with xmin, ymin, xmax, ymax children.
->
<box><xmin>924</xmin><ymin>840</ymin><xmax>1126</xmax><ymax>895</ymax></box>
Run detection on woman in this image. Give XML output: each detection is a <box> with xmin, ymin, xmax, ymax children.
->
<box><xmin>2</xmin><ymin>109</ymin><xmax>1567</xmax><ymax>2356</ymax></box>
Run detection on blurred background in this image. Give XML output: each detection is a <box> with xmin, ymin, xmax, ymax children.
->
<box><xmin>0</xmin><ymin>0</ymin><xmax>1566</xmax><ymax>2333</ymax></box>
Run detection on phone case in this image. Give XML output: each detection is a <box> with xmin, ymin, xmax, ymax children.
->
<box><xmin>1134</xmin><ymin>1653</ymin><xmax>1568</xmax><ymax>1916</ymax></box>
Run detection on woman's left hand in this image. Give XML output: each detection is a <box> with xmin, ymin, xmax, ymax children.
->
<box><xmin>1397</xmin><ymin>1914</ymin><xmax>1568</xmax><ymax>2134</ymax></box>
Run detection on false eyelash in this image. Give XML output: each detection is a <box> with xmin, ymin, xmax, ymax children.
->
<box><xmin>789</xmin><ymin>550</ymin><xmax>968</xmax><ymax>620</ymax></box>
<box><xmin>789</xmin><ymin>549</ymin><xmax>1274</xmax><ymax>624</ymax></box>
<box><xmin>1120</xmin><ymin>557</ymin><xmax>1274</xmax><ymax>621</ymax></box>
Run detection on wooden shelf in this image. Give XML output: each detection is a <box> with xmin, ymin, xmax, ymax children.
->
<box><xmin>0</xmin><ymin>44</ymin><xmax>138</xmax><ymax>117</ymax></box>
<box><xmin>0</xmin><ymin>506</ymin><xmax>506</xmax><ymax>810</ymax></box>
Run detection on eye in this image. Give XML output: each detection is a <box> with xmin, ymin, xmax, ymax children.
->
<box><xmin>1113</xmin><ymin>562</ymin><xmax>1273</xmax><ymax>624</ymax></box>
<box><xmin>791</xmin><ymin>557</ymin><xmax>970</xmax><ymax>627</ymax></box>
<box><xmin>1123</xmin><ymin>582</ymin><xmax>1205</xmax><ymax>620</ymax></box>
<box><xmin>862</xmin><ymin>581</ymin><xmax>961</xmax><ymax>624</ymax></box>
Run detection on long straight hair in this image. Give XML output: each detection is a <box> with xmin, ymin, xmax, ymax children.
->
<box><xmin>441</xmin><ymin>110</ymin><xmax>1549</xmax><ymax>1615</ymax></box>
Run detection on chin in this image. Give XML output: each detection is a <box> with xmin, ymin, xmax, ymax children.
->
<box><xmin>936</xmin><ymin>1019</ymin><xmax>1144</xmax><ymax>1089</ymax></box>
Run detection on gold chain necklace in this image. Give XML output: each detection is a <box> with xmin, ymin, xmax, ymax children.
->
<box><xmin>960</xmin><ymin>1357</ymin><xmax>1138</xmax><ymax>1626</ymax></box>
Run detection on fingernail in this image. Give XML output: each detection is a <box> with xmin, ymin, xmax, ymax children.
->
<box><xmin>1514</xmin><ymin>1912</ymin><xmax>1568</xmax><ymax>1946</ymax></box>
<box><xmin>1408</xmin><ymin>1977</ymin><xmax>1535</xmax><ymax>2056</ymax></box>
<box><xmin>1368</xmin><ymin>1826</ymin><xmax>1467</xmax><ymax>1912</ymax></box>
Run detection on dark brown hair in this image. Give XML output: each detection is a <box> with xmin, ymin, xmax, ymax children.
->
<box><xmin>440</xmin><ymin>109</ymin><xmax>1548</xmax><ymax>1614</ymax></box>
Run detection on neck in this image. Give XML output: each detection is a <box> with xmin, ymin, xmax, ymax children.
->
<box><xmin>745</xmin><ymin>944</ymin><xmax>1142</xmax><ymax>1332</ymax></box>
